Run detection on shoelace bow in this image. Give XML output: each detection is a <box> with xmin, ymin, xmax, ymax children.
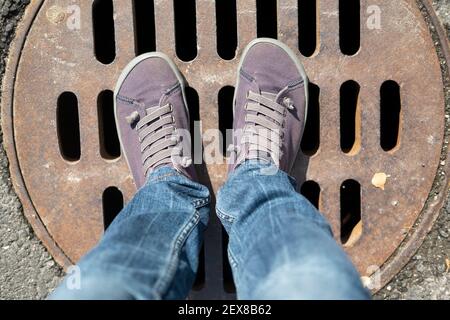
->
<box><xmin>230</xmin><ymin>91</ymin><xmax>295</xmax><ymax>163</ymax></box>
<box><xmin>126</xmin><ymin>104</ymin><xmax>191</xmax><ymax>177</ymax></box>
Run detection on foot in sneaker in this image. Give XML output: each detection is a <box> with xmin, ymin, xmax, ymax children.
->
<box><xmin>229</xmin><ymin>38</ymin><xmax>309</xmax><ymax>174</ymax></box>
<box><xmin>114</xmin><ymin>53</ymin><xmax>196</xmax><ymax>189</ymax></box>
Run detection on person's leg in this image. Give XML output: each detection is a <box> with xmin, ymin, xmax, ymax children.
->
<box><xmin>50</xmin><ymin>52</ymin><xmax>207</xmax><ymax>299</ymax></box>
<box><xmin>50</xmin><ymin>167</ymin><xmax>209</xmax><ymax>300</ymax></box>
<box><xmin>217</xmin><ymin>161</ymin><xmax>369</xmax><ymax>300</ymax></box>
<box><xmin>219</xmin><ymin>38</ymin><xmax>370</xmax><ymax>300</ymax></box>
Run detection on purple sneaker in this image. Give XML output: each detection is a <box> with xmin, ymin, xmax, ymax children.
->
<box><xmin>229</xmin><ymin>38</ymin><xmax>309</xmax><ymax>174</ymax></box>
<box><xmin>114</xmin><ymin>53</ymin><xmax>196</xmax><ymax>189</ymax></box>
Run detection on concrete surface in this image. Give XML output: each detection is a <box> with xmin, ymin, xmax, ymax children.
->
<box><xmin>0</xmin><ymin>0</ymin><xmax>449</xmax><ymax>300</ymax></box>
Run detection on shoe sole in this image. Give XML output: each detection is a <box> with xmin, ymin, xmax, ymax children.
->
<box><xmin>113</xmin><ymin>52</ymin><xmax>190</xmax><ymax>183</ymax></box>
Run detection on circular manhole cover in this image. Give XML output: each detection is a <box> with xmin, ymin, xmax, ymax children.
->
<box><xmin>1</xmin><ymin>0</ymin><xmax>449</xmax><ymax>297</ymax></box>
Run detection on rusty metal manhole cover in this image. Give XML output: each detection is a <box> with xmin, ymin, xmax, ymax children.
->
<box><xmin>1</xmin><ymin>0</ymin><xmax>449</xmax><ymax>299</ymax></box>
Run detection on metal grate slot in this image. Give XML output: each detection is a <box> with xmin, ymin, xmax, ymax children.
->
<box><xmin>174</xmin><ymin>0</ymin><xmax>197</xmax><ymax>62</ymax></box>
<box><xmin>92</xmin><ymin>0</ymin><xmax>116</xmax><ymax>64</ymax></box>
<box><xmin>193</xmin><ymin>245</ymin><xmax>206</xmax><ymax>290</ymax></box>
<box><xmin>216</xmin><ymin>0</ymin><xmax>238</xmax><ymax>60</ymax></box>
<box><xmin>298</xmin><ymin>0</ymin><xmax>318</xmax><ymax>57</ymax></box>
<box><xmin>98</xmin><ymin>90</ymin><xmax>120</xmax><ymax>160</ymax></box>
<box><xmin>103</xmin><ymin>187</ymin><xmax>124</xmax><ymax>230</ymax></box>
<box><xmin>301</xmin><ymin>180</ymin><xmax>321</xmax><ymax>209</ymax></box>
<box><xmin>380</xmin><ymin>80</ymin><xmax>402</xmax><ymax>152</ymax></box>
<box><xmin>133</xmin><ymin>0</ymin><xmax>156</xmax><ymax>55</ymax></box>
<box><xmin>340</xmin><ymin>179</ymin><xmax>362</xmax><ymax>246</ymax></box>
<box><xmin>256</xmin><ymin>0</ymin><xmax>278</xmax><ymax>39</ymax></box>
<box><xmin>340</xmin><ymin>80</ymin><xmax>361</xmax><ymax>155</ymax></box>
<box><xmin>222</xmin><ymin>227</ymin><xmax>236</xmax><ymax>294</ymax></box>
<box><xmin>185</xmin><ymin>87</ymin><xmax>200</xmax><ymax>160</ymax></box>
<box><xmin>57</xmin><ymin>92</ymin><xmax>81</xmax><ymax>162</ymax></box>
<box><xmin>339</xmin><ymin>0</ymin><xmax>361</xmax><ymax>55</ymax></box>
<box><xmin>301</xmin><ymin>82</ymin><xmax>320</xmax><ymax>155</ymax></box>
<box><xmin>218</xmin><ymin>86</ymin><xmax>235</xmax><ymax>157</ymax></box>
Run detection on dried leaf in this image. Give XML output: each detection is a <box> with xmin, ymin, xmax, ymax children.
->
<box><xmin>344</xmin><ymin>221</ymin><xmax>363</xmax><ymax>247</ymax></box>
<box><xmin>46</xmin><ymin>6</ymin><xmax>66</xmax><ymax>25</ymax></box>
<box><xmin>372</xmin><ymin>172</ymin><xmax>388</xmax><ymax>190</ymax></box>
<box><xmin>446</xmin><ymin>258</ymin><xmax>450</xmax><ymax>273</ymax></box>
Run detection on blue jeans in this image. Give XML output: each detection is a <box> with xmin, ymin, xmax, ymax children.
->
<box><xmin>49</xmin><ymin>161</ymin><xmax>370</xmax><ymax>300</ymax></box>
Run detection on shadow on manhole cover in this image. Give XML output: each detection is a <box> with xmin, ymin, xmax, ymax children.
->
<box><xmin>1</xmin><ymin>0</ymin><xmax>449</xmax><ymax>299</ymax></box>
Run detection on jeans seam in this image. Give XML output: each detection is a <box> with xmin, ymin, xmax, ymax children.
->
<box><xmin>153</xmin><ymin>210</ymin><xmax>201</xmax><ymax>298</ymax></box>
<box><xmin>192</xmin><ymin>197</ymin><xmax>210</xmax><ymax>209</ymax></box>
<box><xmin>149</xmin><ymin>172</ymin><xmax>179</xmax><ymax>183</ymax></box>
<box><xmin>216</xmin><ymin>207</ymin><xmax>236</xmax><ymax>224</ymax></box>
<box><xmin>228</xmin><ymin>248</ymin><xmax>238</xmax><ymax>269</ymax></box>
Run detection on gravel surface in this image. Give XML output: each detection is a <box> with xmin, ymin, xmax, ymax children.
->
<box><xmin>0</xmin><ymin>0</ymin><xmax>449</xmax><ymax>300</ymax></box>
<box><xmin>433</xmin><ymin>0</ymin><xmax>450</xmax><ymax>35</ymax></box>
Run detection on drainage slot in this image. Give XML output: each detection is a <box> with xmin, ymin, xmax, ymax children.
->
<box><xmin>380</xmin><ymin>80</ymin><xmax>401</xmax><ymax>152</ymax></box>
<box><xmin>57</xmin><ymin>92</ymin><xmax>81</xmax><ymax>162</ymax></box>
<box><xmin>339</xmin><ymin>0</ymin><xmax>360</xmax><ymax>55</ymax></box>
<box><xmin>216</xmin><ymin>0</ymin><xmax>237</xmax><ymax>60</ymax></box>
<box><xmin>298</xmin><ymin>0</ymin><xmax>317</xmax><ymax>57</ymax></box>
<box><xmin>186</xmin><ymin>87</ymin><xmax>200</xmax><ymax>128</ymax></box>
<box><xmin>186</xmin><ymin>87</ymin><xmax>202</xmax><ymax>163</ymax></box>
<box><xmin>93</xmin><ymin>0</ymin><xmax>116</xmax><ymax>64</ymax></box>
<box><xmin>98</xmin><ymin>90</ymin><xmax>120</xmax><ymax>159</ymax></box>
<box><xmin>222</xmin><ymin>227</ymin><xmax>236</xmax><ymax>293</ymax></box>
<box><xmin>218</xmin><ymin>86</ymin><xmax>235</xmax><ymax>156</ymax></box>
<box><xmin>102</xmin><ymin>187</ymin><xmax>124</xmax><ymax>230</ymax></box>
<box><xmin>301</xmin><ymin>83</ymin><xmax>320</xmax><ymax>155</ymax></box>
<box><xmin>174</xmin><ymin>0</ymin><xmax>197</xmax><ymax>62</ymax></box>
<box><xmin>193</xmin><ymin>245</ymin><xmax>205</xmax><ymax>290</ymax></box>
<box><xmin>340</xmin><ymin>179</ymin><xmax>362</xmax><ymax>246</ymax></box>
<box><xmin>186</xmin><ymin>87</ymin><xmax>200</xmax><ymax>157</ymax></box>
<box><xmin>256</xmin><ymin>0</ymin><xmax>278</xmax><ymax>39</ymax></box>
<box><xmin>133</xmin><ymin>0</ymin><xmax>156</xmax><ymax>55</ymax></box>
<box><xmin>340</xmin><ymin>80</ymin><xmax>361</xmax><ymax>154</ymax></box>
<box><xmin>301</xmin><ymin>181</ymin><xmax>321</xmax><ymax>209</ymax></box>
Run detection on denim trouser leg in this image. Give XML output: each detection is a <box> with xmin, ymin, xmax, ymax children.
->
<box><xmin>216</xmin><ymin>161</ymin><xmax>371</xmax><ymax>300</ymax></box>
<box><xmin>49</xmin><ymin>167</ymin><xmax>210</xmax><ymax>300</ymax></box>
